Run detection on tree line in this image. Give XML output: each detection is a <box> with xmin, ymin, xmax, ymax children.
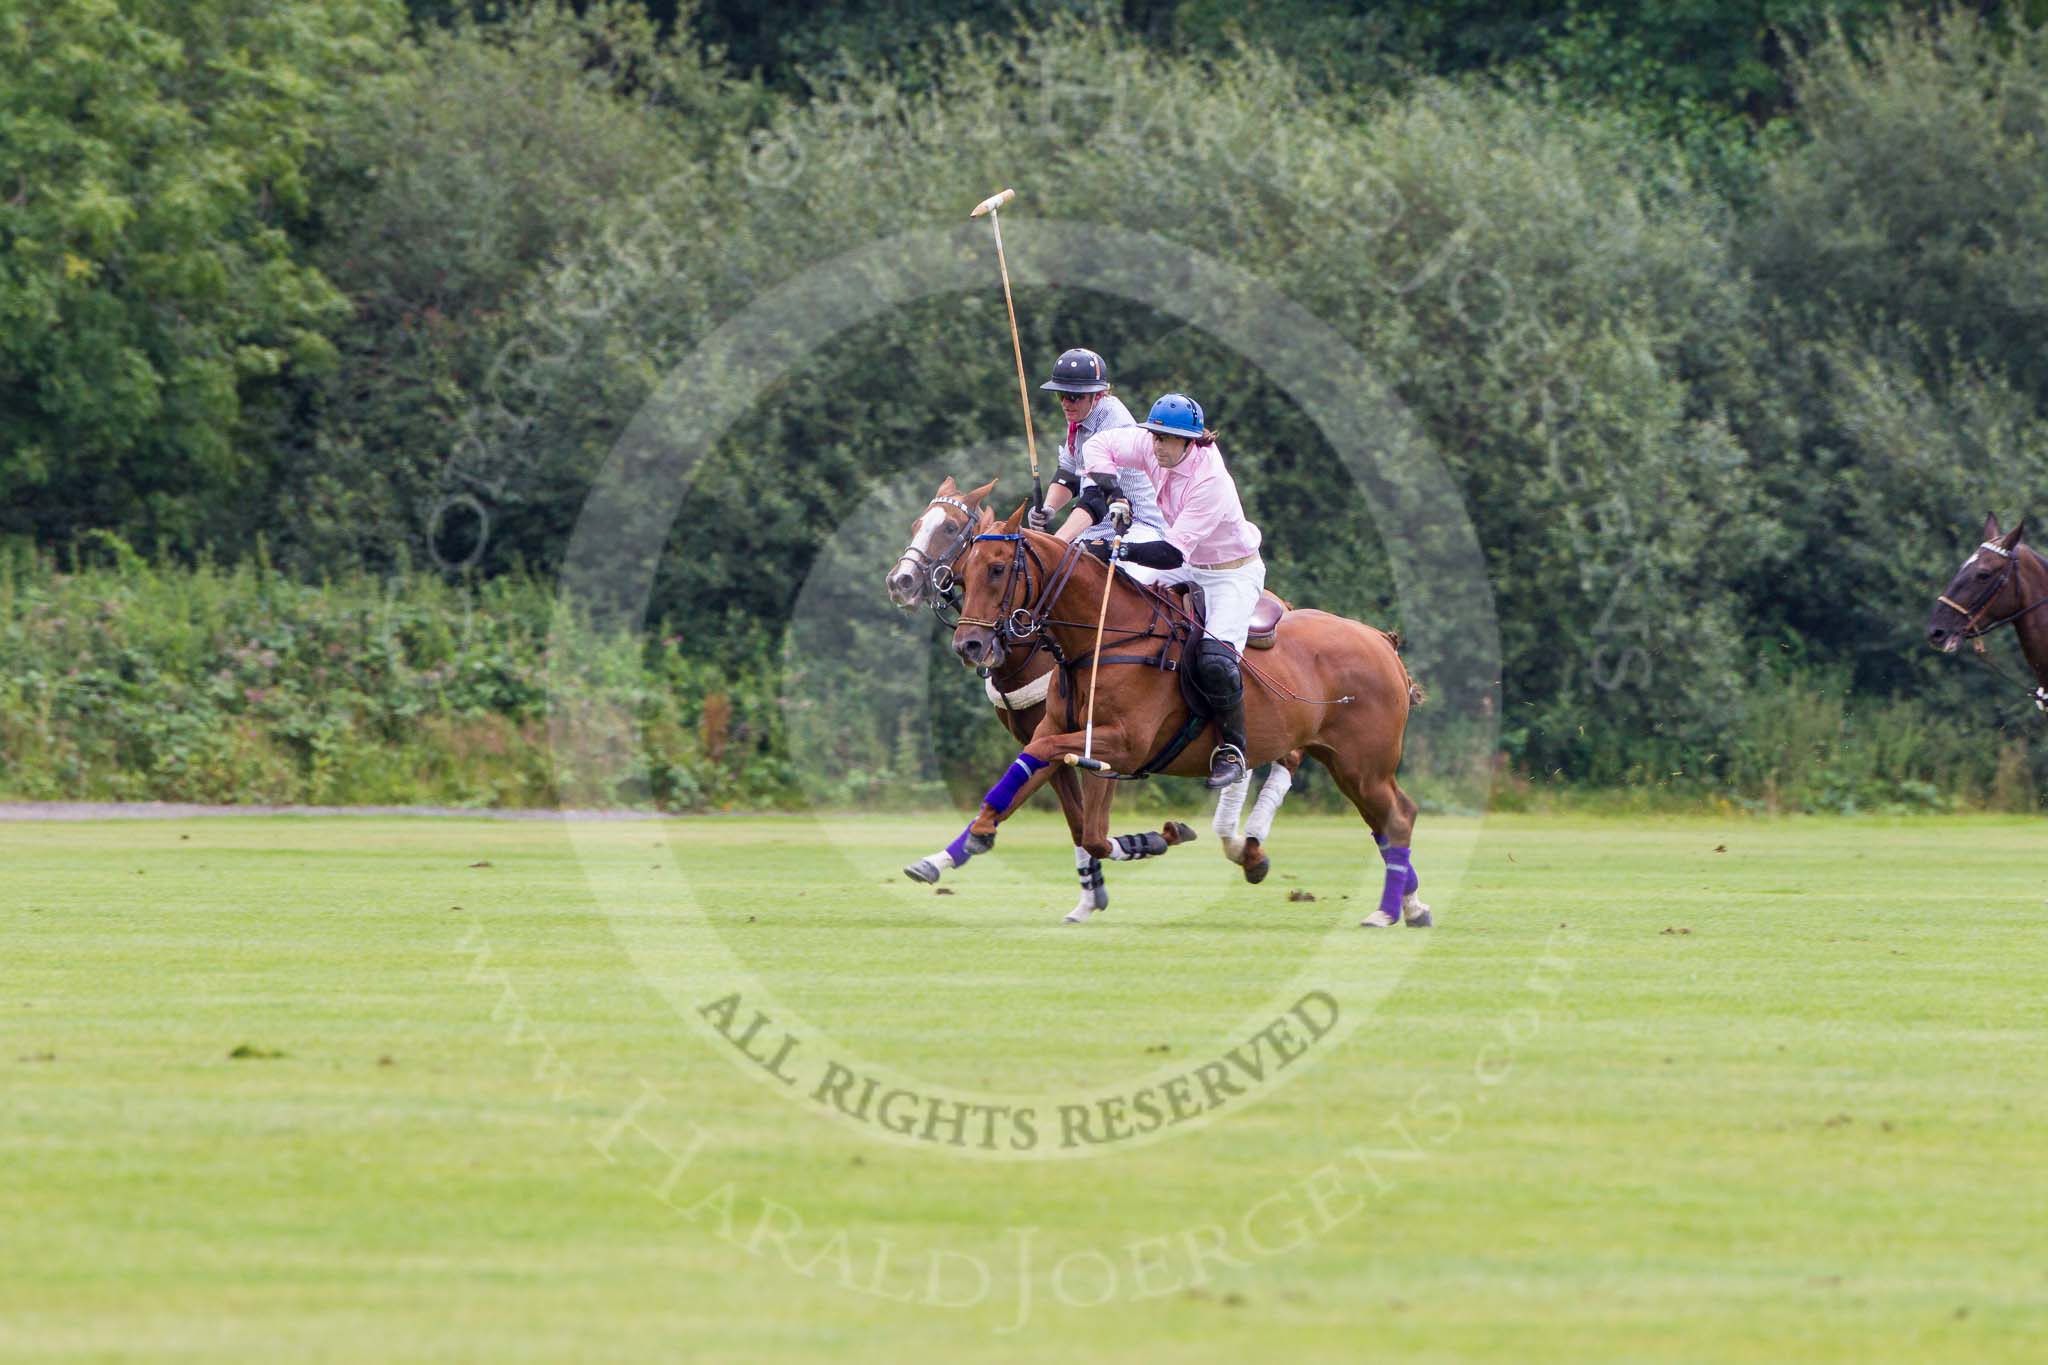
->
<box><xmin>4</xmin><ymin>1</ymin><xmax>2047</xmax><ymax>808</ymax></box>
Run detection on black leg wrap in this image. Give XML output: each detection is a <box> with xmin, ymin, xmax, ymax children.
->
<box><xmin>1113</xmin><ymin>831</ymin><xmax>1171</xmax><ymax>860</ymax></box>
<box><xmin>1077</xmin><ymin>857</ymin><xmax>1104</xmax><ymax>892</ymax></box>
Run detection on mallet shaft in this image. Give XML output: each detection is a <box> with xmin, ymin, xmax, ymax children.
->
<box><xmin>1079</xmin><ymin>537</ymin><xmax>1122</xmax><ymax>765</ymax></box>
<box><xmin>987</xmin><ymin>210</ymin><xmax>1041</xmax><ymax>500</ymax></box>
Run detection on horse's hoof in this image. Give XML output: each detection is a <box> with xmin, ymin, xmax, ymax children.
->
<box><xmin>1162</xmin><ymin>821</ymin><xmax>1197</xmax><ymax>845</ymax></box>
<box><xmin>1359</xmin><ymin>909</ymin><xmax>1399</xmax><ymax>928</ymax></box>
<box><xmin>904</xmin><ymin>859</ymin><xmax>941</xmax><ymax>884</ymax></box>
<box><xmin>1243</xmin><ymin>856</ymin><xmax>1270</xmax><ymax>885</ymax></box>
<box><xmin>1403</xmin><ymin>894</ymin><xmax>1432</xmax><ymax>928</ymax></box>
<box><xmin>1063</xmin><ymin>905</ymin><xmax>1102</xmax><ymax>924</ymax></box>
<box><xmin>1405</xmin><ymin>908</ymin><xmax>1434</xmax><ymax>928</ymax></box>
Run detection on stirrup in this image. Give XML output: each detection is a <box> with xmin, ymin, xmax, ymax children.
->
<box><xmin>1205</xmin><ymin>743</ymin><xmax>1248</xmax><ymax>790</ymax></box>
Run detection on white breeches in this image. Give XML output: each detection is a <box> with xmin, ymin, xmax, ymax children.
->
<box><xmin>1150</xmin><ymin>556</ymin><xmax>1265</xmax><ymax>650</ymax></box>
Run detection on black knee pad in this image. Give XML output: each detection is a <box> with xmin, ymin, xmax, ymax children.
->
<box><xmin>1193</xmin><ymin>641</ymin><xmax>1242</xmax><ymax>711</ymax></box>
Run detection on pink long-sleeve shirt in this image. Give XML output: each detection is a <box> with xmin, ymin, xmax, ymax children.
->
<box><xmin>1080</xmin><ymin>427</ymin><xmax>1262</xmax><ymax>566</ymax></box>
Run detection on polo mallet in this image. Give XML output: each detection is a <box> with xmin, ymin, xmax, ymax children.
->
<box><xmin>969</xmin><ymin>188</ymin><xmax>1042</xmax><ymax>515</ymax></box>
<box><xmin>1065</xmin><ymin>532</ymin><xmax>1125</xmax><ymax>775</ymax></box>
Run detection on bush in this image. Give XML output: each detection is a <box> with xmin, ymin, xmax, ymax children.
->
<box><xmin>0</xmin><ymin>543</ymin><xmax>786</xmax><ymax>810</ymax></box>
<box><xmin>1747</xmin><ymin>8</ymin><xmax>2048</xmax><ymax>407</ymax></box>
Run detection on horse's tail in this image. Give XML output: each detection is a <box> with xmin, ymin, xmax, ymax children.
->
<box><xmin>1379</xmin><ymin>628</ymin><xmax>1425</xmax><ymax>707</ymax></box>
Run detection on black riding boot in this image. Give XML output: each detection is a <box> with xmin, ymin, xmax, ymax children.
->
<box><xmin>1196</xmin><ymin>642</ymin><xmax>1249</xmax><ymax>790</ymax></box>
<box><xmin>1207</xmin><ymin>704</ymin><xmax>1249</xmax><ymax>789</ymax></box>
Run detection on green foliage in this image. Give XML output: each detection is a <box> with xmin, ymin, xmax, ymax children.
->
<box><xmin>10</xmin><ymin>3</ymin><xmax>2048</xmax><ymax>811</ymax></box>
<box><xmin>1748</xmin><ymin>7</ymin><xmax>2048</xmax><ymax>405</ymax></box>
<box><xmin>273</xmin><ymin>0</ymin><xmax>752</xmax><ymax>573</ymax></box>
<box><xmin>0</xmin><ymin>0</ymin><xmax>403</xmax><ymax>555</ymax></box>
<box><xmin>0</xmin><ymin>547</ymin><xmax>792</xmax><ymax>809</ymax></box>
<box><xmin>474</xmin><ymin>23</ymin><xmax>1771</xmax><ymax>787</ymax></box>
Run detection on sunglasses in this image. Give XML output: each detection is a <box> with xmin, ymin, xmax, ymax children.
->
<box><xmin>1054</xmin><ymin>391</ymin><xmax>1095</xmax><ymax>402</ymax></box>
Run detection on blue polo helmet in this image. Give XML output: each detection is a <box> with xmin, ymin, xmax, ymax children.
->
<box><xmin>1139</xmin><ymin>392</ymin><xmax>1206</xmax><ymax>438</ymax></box>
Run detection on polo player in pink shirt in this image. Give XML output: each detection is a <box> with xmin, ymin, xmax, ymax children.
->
<box><xmin>1057</xmin><ymin>392</ymin><xmax>1265</xmax><ymax>789</ymax></box>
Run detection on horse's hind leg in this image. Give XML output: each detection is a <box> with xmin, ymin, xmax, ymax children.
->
<box><xmin>1368</xmin><ymin>781</ymin><xmax>1427</xmax><ymax>928</ymax></box>
<box><xmin>1321</xmin><ymin>755</ymin><xmax>1427</xmax><ymax>929</ymax></box>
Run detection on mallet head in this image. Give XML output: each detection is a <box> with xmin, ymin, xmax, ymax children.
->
<box><xmin>970</xmin><ymin>188</ymin><xmax>1016</xmax><ymax>219</ymax></box>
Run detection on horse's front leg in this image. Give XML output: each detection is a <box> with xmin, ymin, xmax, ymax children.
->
<box><xmin>1233</xmin><ymin>750</ymin><xmax>1304</xmax><ymax>886</ymax></box>
<box><xmin>1052</xmin><ymin>762</ymin><xmax>1110</xmax><ymax>922</ymax></box>
<box><xmin>903</xmin><ymin>735</ymin><xmax>1083</xmax><ymax>885</ymax></box>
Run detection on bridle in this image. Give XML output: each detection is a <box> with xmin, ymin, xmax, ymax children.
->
<box><xmin>954</xmin><ymin>532</ymin><xmax>1095</xmax><ymax>660</ymax></box>
<box><xmin>1938</xmin><ymin>540</ymin><xmax>2048</xmax><ymax>638</ymax></box>
<box><xmin>1937</xmin><ymin>539</ymin><xmax>2048</xmax><ymax>710</ymax></box>
<box><xmin>895</xmin><ymin>494</ymin><xmax>980</xmax><ymax>625</ymax></box>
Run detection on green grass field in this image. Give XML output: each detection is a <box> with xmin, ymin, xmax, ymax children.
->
<box><xmin>5</xmin><ymin>811</ymin><xmax>2045</xmax><ymax>1362</ymax></box>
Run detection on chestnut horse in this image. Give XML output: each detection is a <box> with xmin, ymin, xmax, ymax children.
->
<box><xmin>913</xmin><ymin>504</ymin><xmax>1429</xmax><ymax>929</ymax></box>
<box><xmin>885</xmin><ymin>478</ymin><xmax>1199</xmax><ymax>919</ymax></box>
<box><xmin>1927</xmin><ymin>514</ymin><xmax>2048</xmax><ymax>711</ymax></box>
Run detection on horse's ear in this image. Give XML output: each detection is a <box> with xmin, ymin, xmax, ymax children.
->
<box><xmin>1984</xmin><ymin>511</ymin><xmax>2003</xmax><ymax>541</ymax></box>
<box><xmin>937</xmin><ymin>475</ymin><xmax>958</xmax><ymax>497</ymax></box>
<box><xmin>2005</xmin><ymin>517</ymin><xmax>2027</xmax><ymax>549</ymax></box>
<box><xmin>998</xmin><ymin>502</ymin><xmax>1026</xmax><ymax>534</ymax></box>
<box><xmin>964</xmin><ymin>477</ymin><xmax>998</xmax><ymax>508</ymax></box>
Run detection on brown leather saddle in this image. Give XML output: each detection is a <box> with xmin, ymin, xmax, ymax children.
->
<box><xmin>1156</xmin><ymin>583</ymin><xmax>1287</xmax><ymax>649</ymax></box>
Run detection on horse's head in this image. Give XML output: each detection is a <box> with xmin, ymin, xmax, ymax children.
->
<box><xmin>950</xmin><ymin>503</ymin><xmax>1037</xmax><ymax>670</ymax></box>
<box><xmin>885</xmin><ymin>477</ymin><xmax>998</xmax><ymax>609</ymax></box>
<box><xmin>1928</xmin><ymin>513</ymin><xmax>2027</xmax><ymax>653</ymax></box>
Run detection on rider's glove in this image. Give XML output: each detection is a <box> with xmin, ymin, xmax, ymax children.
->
<box><xmin>1025</xmin><ymin>504</ymin><xmax>1051</xmax><ymax>532</ymax></box>
<box><xmin>1107</xmin><ymin>498</ymin><xmax>1132</xmax><ymax>534</ymax></box>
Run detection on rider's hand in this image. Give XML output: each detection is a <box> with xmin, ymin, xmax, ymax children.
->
<box><xmin>1025</xmin><ymin>504</ymin><xmax>1051</xmax><ymax>532</ymax></box>
<box><xmin>1107</xmin><ymin>498</ymin><xmax>1132</xmax><ymax>534</ymax></box>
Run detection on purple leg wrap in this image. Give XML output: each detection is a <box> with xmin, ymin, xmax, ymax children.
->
<box><xmin>944</xmin><ymin>824</ymin><xmax>978</xmax><ymax>866</ymax></box>
<box><xmin>1377</xmin><ymin>834</ymin><xmax>1418</xmax><ymax>893</ymax></box>
<box><xmin>1378</xmin><ymin>844</ymin><xmax>1413</xmax><ymax>917</ymax></box>
<box><xmin>982</xmin><ymin>751</ymin><xmax>1048</xmax><ymax>815</ymax></box>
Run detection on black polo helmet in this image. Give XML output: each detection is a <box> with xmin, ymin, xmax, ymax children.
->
<box><xmin>1040</xmin><ymin>347</ymin><xmax>1110</xmax><ymax>394</ymax></box>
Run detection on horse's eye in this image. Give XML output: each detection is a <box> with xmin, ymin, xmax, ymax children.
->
<box><xmin>1976</xmin><ymin>570</ymin><xmax>1991</xmax><ymax>579</ymax></box>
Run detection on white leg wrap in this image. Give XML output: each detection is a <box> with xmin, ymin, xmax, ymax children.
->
<box><xmin>1243</xmin><ymin>765</ymin><xmax>1292</xmax><ymax>842</ymax></box>
<box><xmin>1213</xmin><ymin>772</ymin><xmax>1251</xmax><ymax>862</ymax></box>
<box><xmin>1074</xmin><ymin>846</ymin><xmax>1093</xmax><ymax>870</ymax></box>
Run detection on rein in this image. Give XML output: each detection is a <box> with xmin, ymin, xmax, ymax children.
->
<box><xmin>959</xmin><ymin>534</ymin><xmax>1355</xmax><ymax>706</ymax></box>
